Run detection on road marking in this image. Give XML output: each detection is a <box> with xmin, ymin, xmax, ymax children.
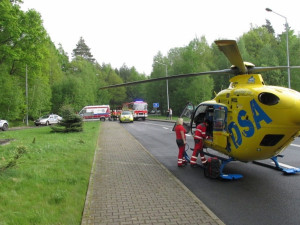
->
<box><xmin>271</xmin><ymin>162</ymin><xmax>297</xmax><ymax>169</ymax></box>
<box><xmin>141</xmin><ymin>121</ymin><xmax>192</xmax><ymax>137</ymax></box>
<box><xmin>291</xmin><ymin>144</ymin><xmax>300</xmax><ymax>148</ymax></box>
<box><xmin>140</xmin><ymin>122</ymin><xmax>173</xmax><ymax>128</ymax></box>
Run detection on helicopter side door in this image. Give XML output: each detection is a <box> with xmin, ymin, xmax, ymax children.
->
<box><xmin>173</xmin><ymin>102</ymin><xmax>194</xmax><ymax>133</ymax></box>
<box><xmin>192</xmin><ymin>103</ymin><xmax>228</xmax><ymax>151</ymax></box>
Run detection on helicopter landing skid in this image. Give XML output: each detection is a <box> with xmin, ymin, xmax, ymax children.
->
<box><xmin>204</xmin><ymin>152</ymin><xmax>243</xmax><ymax>180</ymax></box>
<box><xmin>253</xmin><ymin>155</ymin><xmax>300</xmax><ymax>175</ymax></box>
<box><xmin>219</xmin><ymin>157</ymin><xmax>243</xmax><ymax>180</ymax></box>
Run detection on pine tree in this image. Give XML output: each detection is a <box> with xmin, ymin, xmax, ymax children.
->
<box><xmin>51</xmin><ymin>105</ymin><xmax>83</xmax><ymax>133</ymax></box>
<box><xmin>263</xmin><ymin>19</ymin><xmax>275</xmax><ymax>35</ymax></box>
<box><xmin>72</xmin><ymin>37</ymin><xmax>95</xmax><ymax>63</ymax></box>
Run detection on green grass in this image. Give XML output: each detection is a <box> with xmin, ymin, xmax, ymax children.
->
<box><xmin>148</xmin><ymin>115</ymin><xmax>177</xmax><ymax>120</ymax></box>
<box><xmin>0</xmin><ymin>121</ymin><xmax>101</xmax><ymax>225</ymax></box>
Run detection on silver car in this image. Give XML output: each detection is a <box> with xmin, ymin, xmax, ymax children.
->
<box><xmin>34</xmin><ymin>114</ymin><xmax>62</xmax><ymax>126</ymax></box>
<box><xmin>0</xmin><ymin>119</ymin><xmax>9</xmax><ymax>131</ymax></box>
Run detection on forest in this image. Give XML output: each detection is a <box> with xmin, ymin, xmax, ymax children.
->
<box><xmin>1</xmin><ymin>0</ymin><xmax>300</xmax><ymax>122</ymax></box>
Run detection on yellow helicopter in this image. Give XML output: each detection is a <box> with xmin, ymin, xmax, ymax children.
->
<box><xmin>100</xmin><ymin>40</ymin><xmax>300</xmax><ymax>180</ymax></box>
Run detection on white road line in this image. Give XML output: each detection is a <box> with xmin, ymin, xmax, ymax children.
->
<box><xmin>291</xmin><ymin>144</ymin><xmax>300</xmax><ymax>148</ymax></box>
<box><xmin>140</xmin><ymin>121</ymin><xmax>174</xmax><ymax>128</ymax></box>
<box><xmin>270</xmin><ymin>162</ymin><xmax>297</xmax><ymax>169</ymax></box>
<box><xmin>141</xmin><ymin>121</ymin><xmax>192</xmax><ymax>137</ymax></box>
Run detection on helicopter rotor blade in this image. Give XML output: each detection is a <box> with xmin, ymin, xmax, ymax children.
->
<box><xmin>100</xmin><ymin>69</ymin><xmax>232</xmax><ymax>89</ymax></box>
<box><xmin>215</xmin><ymin>40</ymin><xmax>247</xmax><ymax>74</ymax></box>
<box><xmin>99</xmin><ymin>38</ymin><xmax>300</xmax><ymax>90</ymax></box>
<box><xmin>250</xmin><ymin>66</ymin><xmax>300</xmax><ymax>74</ymax></box>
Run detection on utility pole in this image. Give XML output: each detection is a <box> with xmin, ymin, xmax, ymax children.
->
<box><xmin>266</xmin><ymin>8</ymin><xmax>290</xmax><ymax>88</ymax></box>
<box><xmin>155</xmin><ymin>61</ymin><xmax>169</xmax><ymax>110</ymax></box>
<box><xmin>26</xmin><ymin>65</ymin><xmax>28</xmax><ymax>126</ymax></box>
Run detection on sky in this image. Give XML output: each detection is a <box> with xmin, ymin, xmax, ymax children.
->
<box><xmin>21</xmin><ymin>0</ymin><xmax>300</xmax><ymax>75</ymax></box>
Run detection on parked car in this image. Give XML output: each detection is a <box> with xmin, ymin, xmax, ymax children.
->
<box><xmin>119</xmin><ymin>111</ymin><xmax>134</xmax><ymax>123</ymax></box>
<box><xmin>34</xmin><ymin>114</ymin><xmax>62</xmax><ymax>126</ymax></box>
<box><xmin>149</xmin><ymin>109</ymin><xmax>161</xmax><ymax>115</ymax></box>
<box><xmin>0</xmin><ymin>119</ymin><xmax>9</xmax><ymax>131</ymax></box>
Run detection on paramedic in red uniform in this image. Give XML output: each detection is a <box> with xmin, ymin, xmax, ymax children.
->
<box><xmin>190</xmin><ymin>120</ymin><xmax>209</xmax><ymax>167</ymax></box>
<box><xmin>174</xmin><ymin>118</ymin><xmax>187</xmax><ymax>167</ymax></box>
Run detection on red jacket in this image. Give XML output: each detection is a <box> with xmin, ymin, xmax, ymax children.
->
<box><xmin>194</xmin><ymin>123</ymin><xmax>207</xmax><ymax>140</ymax></box>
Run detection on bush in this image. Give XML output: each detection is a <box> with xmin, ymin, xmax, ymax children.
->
<box><xmin>51</xmin><ymin>105</ymin><xmax>83</xmax><ymax>133</ymax></box>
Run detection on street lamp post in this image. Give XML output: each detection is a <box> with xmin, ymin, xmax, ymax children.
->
<box><xmin>25</xmin><ymin>65</ymin><xmax>29</xmax><ymax>126</ymax></box>
<box><xmin>266</xmin><ymin>8</ymin><xmax>290</xmax><ymax>88</ymax></box>
<box><xmin>155</xmin><ymin>61</ymin><xmax>169</xmax><ymax>110</ymax></box>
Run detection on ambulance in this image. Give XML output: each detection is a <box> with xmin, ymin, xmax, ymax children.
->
<box><xmin>79</xmin><ymin>105</ymin><xmax>111</xmax><ymax>121</ymax></box>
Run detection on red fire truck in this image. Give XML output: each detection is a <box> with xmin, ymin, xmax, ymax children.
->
<box><xmin>123</xmin><ymin>100</ymin><xmax>148</xmax><ymax>121</ymax></box>
<box><xmin>111</xmin><ymin>106</ymin><xmax>122</xmax><ymax>121</ymax></box>
<box><xmin>79</xmin><ymin>105</ymin><xmax>111</xmax><ymax>121</ymax></box>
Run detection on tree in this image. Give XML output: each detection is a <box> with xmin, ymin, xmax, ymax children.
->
<box><xmin>101</xmin><ymin>64</ymin><xmax>126</xmax><ymax>107</ymax></box>
<box><xmin>166</xmin><ymin>37</ymin><xmax>214</xmax><ymax>115</ymax></box>
<box><xmin>147</xmin><ymin>52</ymin><xmax>168</xmax><ymax>113</ymax></box>
<box><xmin>0</xmin><ymin>0</ymin><xmax>21</xmax><ymax>66</ymax></box>
<box><xmin>0</xmin><ymin>1</ymin><xmax>54</xmax><ymax>120</ymax></box>
<box><xmin>263</xmin><ymin>19</ymin><xmax>275</xmax><ymax>35</ymax></box>
<box><xmin>149</xmin><ymin>37</ymin><xmax>214</xmax><ymax>115</ymax></box>
<box><xmin>72</xmin><ymin>37</ymin><xmax>95</xmax><ymax>63</ymax></box>
<box><xmin>238</xmin><ymin>26</ymin><xmax>289</xmax><ymax>86</ymax></box>
<box><xmin>118</xmin><ymin>64</ymin><xmax>147</xmax><ymax>102</ymax></box>
<box><xmin>51</xmin><ymin>105</ymin><xmax>83</xmax><ymax>133</ymax></box>
<box><xmin>286</xmin><ymin>29</ymin><xmax>300</xmax><ymax>91</ymax></box>
<box><xmin>0</xmin><ymin>66</ymin><xmax>24</xmax><ymax>120</ymax></box>
<box><xmin>51</xmin><ymin>58</ymin><xmax>98</xmax><ymax>112</ymax></box>
<box><xmin>57</xmin><ymin>43</ymin><xmax>70</xmax><ymax>72</ymax></box>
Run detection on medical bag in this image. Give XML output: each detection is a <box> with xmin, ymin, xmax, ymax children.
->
<box><xmin>204</xmin><ymin>157</ymin><xmax>220</xmax><ymax>179</ymax></box>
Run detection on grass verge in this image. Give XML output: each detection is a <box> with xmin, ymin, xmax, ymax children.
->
<box><xmin>0</xmin><ymin>121</ymin><xmax>101</xmax><ymax>225</ymax></box>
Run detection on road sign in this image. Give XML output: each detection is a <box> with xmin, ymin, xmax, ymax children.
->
<box><xmin>153</xmin><ymin>103</ymin><xmax>159</xmax><ymax>108</ymax></box>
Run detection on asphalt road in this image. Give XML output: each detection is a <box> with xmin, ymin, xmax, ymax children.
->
<box><xmin>121</xmin><ymin>120</ymin><xmax>300</xmax><ymax>225</ymax></box>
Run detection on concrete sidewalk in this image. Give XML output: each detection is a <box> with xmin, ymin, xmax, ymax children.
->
<box><xmin>81</xmin><ymin>122</ymin><xmax>225</xmax><ymax>225</ymax></box>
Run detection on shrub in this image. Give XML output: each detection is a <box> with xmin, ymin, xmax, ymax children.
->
<box><xmin>51</xmin><ymin>105</ymin><xmax>83</xmax><ymax>133</ymax></box>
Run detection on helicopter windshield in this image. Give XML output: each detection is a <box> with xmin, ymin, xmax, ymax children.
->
<box><xmin>193</xmin><ymin>105</ymin><xmax>209</xmax><ymax>125</ymax></box>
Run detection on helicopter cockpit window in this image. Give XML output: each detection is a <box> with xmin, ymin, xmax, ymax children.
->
<box><xmin>213</xmin><ymin>108</ymin><xmax>226</xmax><ymax>131</ymax></box>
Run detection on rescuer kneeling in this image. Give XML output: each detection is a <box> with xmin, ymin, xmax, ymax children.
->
<box><xmin>190</xmin><ymin>119</ymin><xmax>209</xmax><ymax>167</ymax></box>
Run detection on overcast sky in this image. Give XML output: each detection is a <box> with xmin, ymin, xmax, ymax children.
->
<box><xmin>21</xmin><ymin>0</ymin><xmax>300</xmax><ymax>75</ymax></box>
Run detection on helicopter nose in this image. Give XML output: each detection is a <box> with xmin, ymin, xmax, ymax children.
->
<box><xmin>293</xmin><ymin>98</ymin><xmax>300</xmax><ymax>125</ymax></box>
<box><xmin>279</xmin><ymin>88</ymin><xmax>300</xmax><ymax>126</ymax></box>
<box><xmin>261</xmin><ymin>87</ymin><xmax>300</xmax><ymax>128</ymax></box>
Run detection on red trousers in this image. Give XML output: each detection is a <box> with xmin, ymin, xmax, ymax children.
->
<box><xmin>190</xmin><ymin>139</ymin><xmax>206</xmax><ymax>165</ymax></box>
<box><xmin>177</xmin><ymin>145</ymin><xmax>186</xmax><ymax>166</ymax></box>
